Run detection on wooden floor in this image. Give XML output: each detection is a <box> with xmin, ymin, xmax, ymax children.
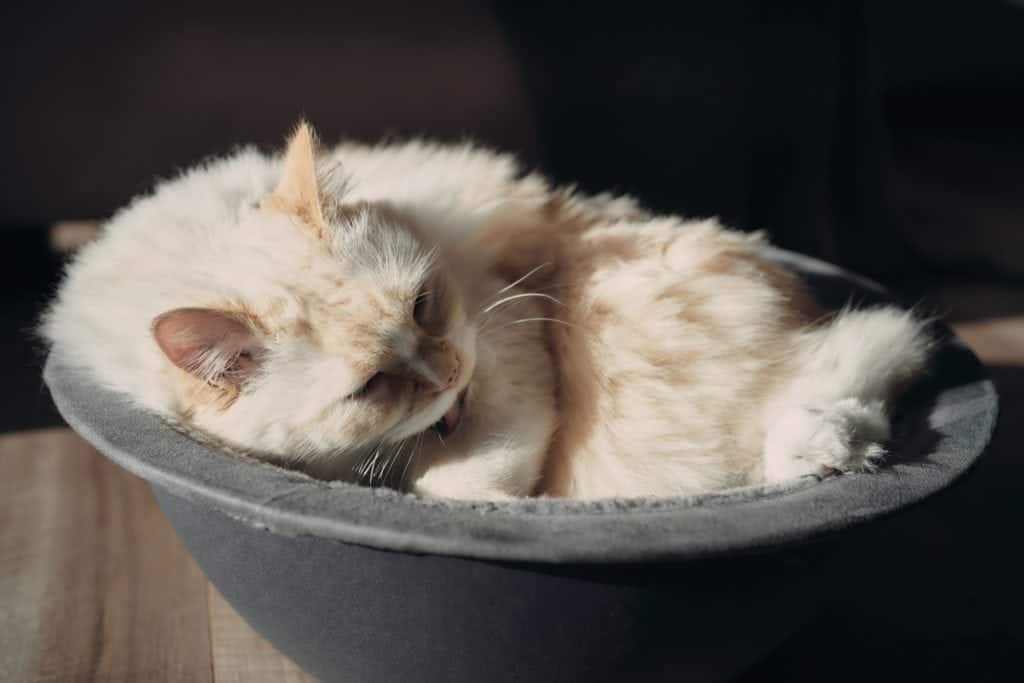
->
<box><xmin>0</xmin><ymin>431</ymin><xmax>315</xmax><ymax>682</ymax></box>
<box><xmin>1</xmin><ymin>284</ymin><xmax>1021</xmax><ymax>682</ymax></box>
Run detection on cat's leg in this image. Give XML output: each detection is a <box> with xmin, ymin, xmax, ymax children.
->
<box><xmin>409</xmin><ymin>403</ymin><xmax>555</xmax><ymax>501</ymax></box>
<box><xmin>762</xmin><ymin>397</ymin><xmax>891</xmax><ymax>481</ymax></box>
<box><xmin>761</xmin><ymin>308</ymin><xmax>933</xmax><ymax>483</ymax></box>
<box><xmin>410</xmin><ymin>440</ymin><xmax>543</xmax><ymax>501</ymax></box>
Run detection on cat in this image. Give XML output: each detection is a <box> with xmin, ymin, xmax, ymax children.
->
<box><xmin>42</xmin><ymin>122</ymin><xmax>933</xmax><ymax>500</ymax></box>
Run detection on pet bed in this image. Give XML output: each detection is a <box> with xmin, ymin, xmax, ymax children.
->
<box><xmin>44</xmin><ymin>248</ymin><xmax>997</xmax><ymax>682</ymax></box>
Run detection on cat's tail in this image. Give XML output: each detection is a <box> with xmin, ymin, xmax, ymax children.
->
<box><xmin>760</xmin><ymin>307</ymin><xmax>934</xmax><ymax>483</ymax></box>
<box><xmin>793</xmin><ymin>306</ymin><xmax>934</xmax><ymax>403</ymax></box>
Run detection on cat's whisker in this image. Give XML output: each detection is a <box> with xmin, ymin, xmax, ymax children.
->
<box><xmin>480</xmin><ymin>292</ymin><xmax>563</xmax><ymax>315</ymax></box>
<box><xmin>360</xmin><ymin>451</ymin><xmax>379</xmax><ymax>481</ymax></box>
<box><xmin>400</xmin><ymin>432</ymin><xmax>423</xmax><ymax>490</ymax></box>
<box><xmin>384</xmin><ymin>439</ymin><xmax>408</xmax><ymax>485</ymax></box>
<box><xmin>368</xmin><ymin>446</ymin><xmax>386</xmax><ymax>484</ymax></box>
<box><xmin>481</xmin><ymin>316</ymin><xmax>580</xmax><ymax>337</ymax></box>
<box><xmin>476</xmin><ymin>289</ymin><xmax>566</xmax><ymax>335</ymax></box>
<box><xmin>354</xmin><ymin>442</ymin><xmax>384</xmax><ymax>485</ymax></box>
<box><xmin>380</xmin><ymin>441</ymin><xmax>401</xmax><ymax>484</ymax></box>
<box><xmin>356</xmin><ymin>446</ymin><xmax>376</xmax><ymax>483</ymax></box>
<box><xmin>372</xmin><ymin>449</ymin><xmax>388</xmax><ymax>485</ymax></box>
<box><xmin>480</xmin><ymin>283</ymin><xmax>572</xmax><ymax>322</ymax></box>
<box><xmin>494</xmin><ymin>262</ymin><xmax>551</xmax><ymax>297</ymax></box>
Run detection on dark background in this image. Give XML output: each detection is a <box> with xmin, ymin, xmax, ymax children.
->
<box><xmin>2</xmin><ymin>0</ymin><xmax>1022</xmax><ymax>680</ymax></box>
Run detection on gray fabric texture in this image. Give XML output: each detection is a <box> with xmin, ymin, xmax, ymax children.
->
<box><xmin>153</xmin><ymin>486</ymin><xmax>824</xmax><ymax>683</ymax></box>
<box><xmin>43</xmin><ymin>248</ymin><xmax>998</xmax><ymax>564</ymax></box>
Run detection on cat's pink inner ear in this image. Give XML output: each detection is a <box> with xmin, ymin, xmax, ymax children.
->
<box><xmin>262</xmin><ymin>121</ymin><xmax>328</xmax><ymax>238</ymax></box>
<box><xmin>152</xmin><ymin>308</ymin><xmax>261</xmax><ymax>387</ymax></box>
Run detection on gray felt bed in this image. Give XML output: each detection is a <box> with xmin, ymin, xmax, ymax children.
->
<box><xmin>43</xmin><ymin>248</ymin><xmax>999</xmax><ymax>682</ymax></box>
<box><xmin>42</xmin><ymin>248</ymin><xmax>998</xmax><ymax>564</ymax></box>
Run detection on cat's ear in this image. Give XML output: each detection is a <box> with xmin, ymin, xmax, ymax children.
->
<box><xmin>152</xmin><ymin>308</ymin><xmax>262</xmax><ymax>389</ymax></box>
<box><xmin>263</xmin><ymin>121</ymin><xmax>328</xmax><ymax>238</ymax></box>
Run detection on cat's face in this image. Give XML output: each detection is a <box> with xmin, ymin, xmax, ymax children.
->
<box><xmin>151</xmin><ymin>124</ymin><xmax>477</xmax><ymax>471</ymax></box>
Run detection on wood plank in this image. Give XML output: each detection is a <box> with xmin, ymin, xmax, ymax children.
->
<box><xmin>49</xmin><ymin>220</ymin><xmax>100</xmax><ymax>254</ymax></box>
<box><xmin>0</xmin><ymin>428</ymin><xmax>213</xmax><ymax>682</ymax></box>
<box><xmin>208</xmin><ymin>584</ymin><xmax>317</xmax><ymax>683</ymax></box>
<box><xmin>936</xmin><ymin>283</ymin><xmax>1024</xmax><ymax>367</ymax></box>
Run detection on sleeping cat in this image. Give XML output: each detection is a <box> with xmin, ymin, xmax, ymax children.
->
<box><xmin>42</xmin><ymin>123</ymin><xmax>932</xmax><ymax>500</ymax></box>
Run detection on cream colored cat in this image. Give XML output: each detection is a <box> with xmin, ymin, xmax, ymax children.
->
<box><xmin>43</xmin><ymin>123</ymin><xmax>932</xmax><ymax>500</ymax></box>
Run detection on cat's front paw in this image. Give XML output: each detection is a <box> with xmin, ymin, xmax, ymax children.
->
<box><xmin>763</xmin><ymin>398</ymin><xmax>890</xmax><ymax>483</ymax></box>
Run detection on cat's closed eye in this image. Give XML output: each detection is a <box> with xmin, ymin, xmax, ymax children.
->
<box><xmin>412</xmin><ymin>281</ymin><xmax>431</xmax><ymax>325</ymax></box>
<box><xmin>350</xmin><ymin>372</ymin><xmax>386</xmax><ymax>399</ymax></box>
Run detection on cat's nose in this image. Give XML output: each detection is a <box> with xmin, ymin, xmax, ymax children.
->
<box><xmin>416</xmin><ymin>337</ymin><xmax>461</xmax><ymax>394</ymax></box>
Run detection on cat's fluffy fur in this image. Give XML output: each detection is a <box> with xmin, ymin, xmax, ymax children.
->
<box><xmin>42</xmin><ymin>123</ymin><xmax>933</xmax><ymax>500</ymax></box>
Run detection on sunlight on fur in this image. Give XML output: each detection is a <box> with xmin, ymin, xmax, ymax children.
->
<box><xmin>42</xmin><ymin>122</ymin><xmax>934</xmax><ymax>500</ymax></box>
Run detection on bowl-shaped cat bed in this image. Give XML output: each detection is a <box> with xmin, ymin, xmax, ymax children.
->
<box><xmin>44</xmin><ymin>249</ymin><xmax>997</xmax><ymax>683</ymax></box>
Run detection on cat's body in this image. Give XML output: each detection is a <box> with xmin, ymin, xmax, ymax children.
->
<box><xmin>43</xmin><ymin>124</ymin><xmax>932</xmax><ymax>500</ymax></box>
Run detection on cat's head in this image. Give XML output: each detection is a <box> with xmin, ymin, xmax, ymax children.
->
<box><xmin>151</xmin><ymin>123</ymin><xmax>477</xmax><ymax>474</ymax></box>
